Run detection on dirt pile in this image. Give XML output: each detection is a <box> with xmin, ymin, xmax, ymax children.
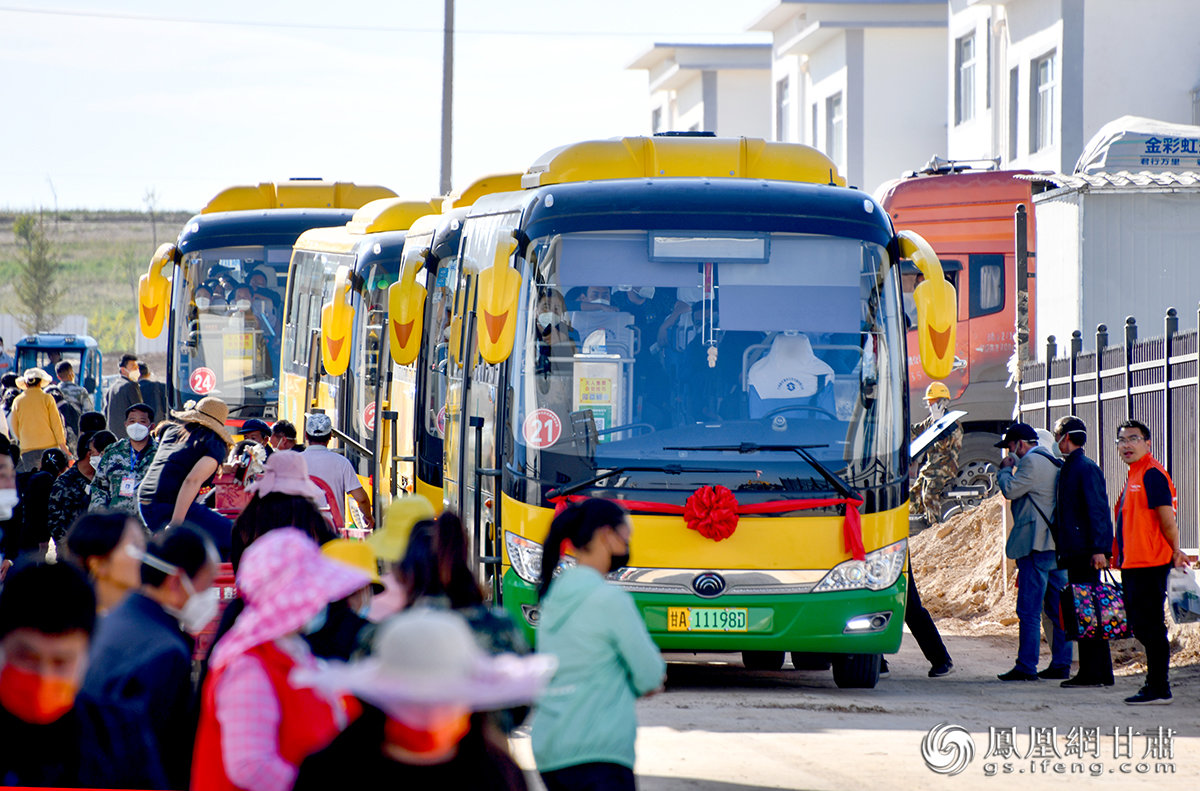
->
<box><xmin>910</xmin><ymin>494</ymin><xmax>1017</xmax><ymax>634</ymax></box>
<box><xmin>909</xmin><ymin>494</ymin><xmax>1200</xmax><ymax>669</ymax></box>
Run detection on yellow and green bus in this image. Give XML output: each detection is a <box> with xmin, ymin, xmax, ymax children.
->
<box><xmin>398</xmin><ymin>134</ymin><xmax>956</xmax><ymax>688</ymax></box>
<box><xmin>277</xmin><ymin>197</ymin><xmax>440</xmax><ymax>530</ymax></box>
<box><xmin>139</xmin><ymin>179</ymin><xmax>397</xmax><ymax>421</ymax></box>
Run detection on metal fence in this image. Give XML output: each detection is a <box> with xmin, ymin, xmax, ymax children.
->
<box><xmin>1017</xmin><ymin>307</ymin><xmax>1199</xmax><ymax>550</ymax></box>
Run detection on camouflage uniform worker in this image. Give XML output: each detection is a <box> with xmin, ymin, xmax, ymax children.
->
<box><xmin>910</xmin><ymin>382</ymin><xmax>962</xmax><ymax>524</ymax></box>
<box><xmin>89</xmin><ymin>403</ymin><xmax>157</xmax><ymax>517</ymax></box>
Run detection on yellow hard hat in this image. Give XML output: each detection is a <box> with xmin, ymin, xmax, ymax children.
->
<box><xmin>321</xmin><ymin>539</ymin><xmax>384</xmax><ymax>593</ymax></box>
<box><xmin>924</xmin><ymin>381</ymin><xmax>951</xmax><ymax>402</ymax></box>
<box><xmin>367</xmin><ymin>495</ymin><xmax>437</xmax><ymax>563</ymax></box>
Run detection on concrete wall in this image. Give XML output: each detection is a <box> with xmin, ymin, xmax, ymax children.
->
<box><xmin>862</xmin><ymin>26</ymin><xmax>948</xmax><ymax>192</ymax></box>
<box><xmin>716</xmin><ymin>70</ymin><xmax>772</xmax><ymax>139</ymax></box>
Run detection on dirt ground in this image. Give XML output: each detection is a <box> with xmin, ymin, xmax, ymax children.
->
<box><xmin>509</xmin><ymin>496</ymin><xmax>1200</xmax><ymax>789</ymax></box>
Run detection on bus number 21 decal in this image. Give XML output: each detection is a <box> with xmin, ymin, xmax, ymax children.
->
<box><xmin>523</xmin><ymin>409</ymin><xmax>562</xmax><ymax>449</ymax></box>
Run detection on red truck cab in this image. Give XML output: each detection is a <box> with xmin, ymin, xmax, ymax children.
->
<box><xmin>877</xmin><ymin>162</ymin><xmax>1037</xmax><ymax>496</ymax></box>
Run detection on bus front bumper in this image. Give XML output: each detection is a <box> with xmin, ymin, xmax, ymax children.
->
<box><xmin>502</xmin><ymin>568</ymin><xmax>906</xmax><ymax>654</ymax></box>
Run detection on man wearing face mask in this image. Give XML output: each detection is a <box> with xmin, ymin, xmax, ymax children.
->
<box><xmin>47</xmin><ymin>430</ymin><xmax>116</xmax><ymax>546</ymax></box>
<box><xmin>910</xmin><ymin>382</ymin><xmax>963</xmax><ymax>526</ymax></box>
<box><xmin>0</xmin><ymin>559</ymin><xmax>167</xmax><ymax>788</ymax></box>
<box><xmin>82</xmin><ymin>524</ymin><xmax>219</xmax><ymax>790</ymax></box>
<box><xmin>103</xmin><ymin>354</ymin><xmax>144</xmax><ymax>441</ymax></box>
<box><xmin>90</xmin><ymin>403</ymin><xmax>158</xmax><ymax>517</ymax></box>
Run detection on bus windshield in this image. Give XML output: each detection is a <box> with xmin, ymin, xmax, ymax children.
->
<box><xmin>172</xmin><ymin>245</ymin><xmax>289</xmax><ymax>416</ymax></box>
<box><xmin>508</xmin><ymin>230</ymin><xmax>907</xmax><ymax>496</ymax></box>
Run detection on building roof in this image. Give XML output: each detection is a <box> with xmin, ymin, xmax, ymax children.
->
<box><xmin>1024</xmin><ymin>171</ymin><xmax>1200</xmax><ymax>200</ymax></box>
<box><xmin>748</xmin><ymin>0</ymin><xmax>945</xmax><ymax>34</ymax></box>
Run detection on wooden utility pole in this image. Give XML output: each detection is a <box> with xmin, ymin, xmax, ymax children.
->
<box><xmin>440</xmin><ymin>0</ymin><xmax>454</xmax><ymax>195</ymax></box>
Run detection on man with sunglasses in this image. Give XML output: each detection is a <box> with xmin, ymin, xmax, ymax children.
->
<box><xmin>1112</xmin><ymin>419</ymin><xmax>1189</xmax><ymax>705</ymax></box>
<box><xmin>1051</xmin><ymin>415</ymin><xmax>1115</xmax><ymax>688</ymax></box>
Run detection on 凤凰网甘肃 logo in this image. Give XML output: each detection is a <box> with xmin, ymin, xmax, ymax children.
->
<box><xmin>922</xmin><ymin>722</ymin><xmax>975</xmax><ymax>776</ymax></box>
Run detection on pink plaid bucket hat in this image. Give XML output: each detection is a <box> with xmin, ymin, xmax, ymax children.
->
<box><xmin>244</xmin><ymin>449</ymin><xmax>325</xmax><ymax>502</ymax></box>
<box><xmin>210</xmin><ymin>528</ymin><xmax>369</xmax><ymax>670</ymax></box>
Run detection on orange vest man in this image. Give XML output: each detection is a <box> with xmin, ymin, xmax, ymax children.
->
<box><xmin>1112</xmin><ymin>419</ymin><xmax>1189</xmax><ymax>705</ymax></box>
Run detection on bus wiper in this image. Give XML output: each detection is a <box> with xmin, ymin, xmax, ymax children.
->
<box><xmin>546</xmin><ymin>465</ymin><xmax>732</xmax><ymax>500</ymax></box>
<box><xmin>662</xmin><ymin>443</ymin><xmax>857</xmax><ymax>501</ymax></box>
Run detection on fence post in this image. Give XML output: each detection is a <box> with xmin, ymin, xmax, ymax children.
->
<box><xmin>1124</xmin><ymin>317</ymin><xmax>1137</xmax><ymax>418</ymax></box>
<box><xmin>1096</xmin><ymin>324</ymin><xmax>1108</xmax><ymax>449</ymax></box>
<box><xmin>1164</xmin><ymin>308</ymin><xmax>1177</xmax><ymax>476</ymax></box>
<box><xmin>1044</xmin><ymin>335</ymin><xmax>1057</xmax><ymax>429</ymax></box>
<box><xmin>1069</xmin><ymin>330</ymin><xmax>1082</xmax><ymax>417</ymax></box>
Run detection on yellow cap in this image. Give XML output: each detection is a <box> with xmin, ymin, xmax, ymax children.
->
<box><xmin>321</xmin><ymin>539</ymin><xmax>384</xmax><ymax>593</ymax></box>
<box><xmin>924</xmin><ymin>381</ymin><xmax>951</xmax><ymax>402</ymax></box>
<box><xmin>367</xmin><ymin>495</ymin><xmax>437</xmax><ymax>563</ymax></box>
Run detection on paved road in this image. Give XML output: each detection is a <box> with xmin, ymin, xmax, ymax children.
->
<box><xmin>511</xmin><ymin>630</ymin><xmax>1200</xmax><ymax>789</ymax></box>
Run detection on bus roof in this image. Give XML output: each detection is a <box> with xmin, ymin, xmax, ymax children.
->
<box><xmin>521</xmin><ymin>136</ymin><xmax>845</xmax><ymax>189</ymax></box>
<box><xmin>293</xmin><ymin>199</ymin><xmax>440</xmax><ymax>254</ymax></box>
<box><xmin>469</xmin><ymin>177</ymin><xmax>891</xmax><ymax>246</ymax></box>
<box><xmin>177</xmin><ymin>209</ymin><xmax>359</xmax><ymax>255</ymax></box>
<box><xmin>445</xmin><ymin>172</ymin><xmax>523</xmax><ymax>209</ymax></box>
<box><xmin>201</xmin><ymin>180</ymin><xmax>398</xmax><ymax>213</ymax></box>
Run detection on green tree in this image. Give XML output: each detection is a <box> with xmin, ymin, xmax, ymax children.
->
<box><xmin>12</xmin><ymin>213</ymin><xmax>67</xmax><ymax>333</ymax></box>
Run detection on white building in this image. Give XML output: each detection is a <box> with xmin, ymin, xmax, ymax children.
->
<box><xmin>627</xmin><ymin>43</ymin><xmax>773</xmax><ymax>139</ymax></box>
<box><xmin>948</xmin><ymin>0</ymin><xmax>1200</xmax><ymax>173</ymax></box>
<box><xmin>748</xmin><ymin>0</ymin><xmax>947</xmax><ymax>191</ymax></box>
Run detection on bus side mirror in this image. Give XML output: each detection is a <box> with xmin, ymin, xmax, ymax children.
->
<box><xmin>387</xmin><ymin>248</ymin><xmax>428</xmax><ymax>366</ymax></box>
<box><xmin>898</xmin><ymin>230</ymin><xmax>957</xmax><ymax>380</ymax></box>
<box><xmin>475</xmin><ymin>230</ymin><xmax>521</xmax><ymax>364</ymax></box>
<box><xmin>138</xmin><ymin>242</ymin><xmax>177</xmax><ymax>339</ymax></box>
<box><xmin>320</xmin><ymin>266</ymin><xmax>355</xmax><ymax>376</ymax></box>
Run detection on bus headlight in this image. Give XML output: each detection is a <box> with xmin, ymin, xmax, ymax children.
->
<box><xmin>505</xmin><ymin>531</ymin><xmax>576</xmax><ymax>585</ymax></box>
<box><xmin>812</xmin><ymin>539</ymin><xmax>907</xmax><ymax>593</ymax></box>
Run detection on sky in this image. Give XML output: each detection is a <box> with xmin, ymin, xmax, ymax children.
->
<box><xmin>0</xmin><ymin>1</ymin><xmax>770</xmax><ymax>212</ymax></box>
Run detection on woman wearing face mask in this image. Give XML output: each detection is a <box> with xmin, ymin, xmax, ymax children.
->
<box><xmin>81</xmin><ymin>524</ymin><xmax>220</xmax><ymax>790</ymax></box>
<box><xmin>292</xmin><ymin>608</ymin><xmax>555</xmax><ymax>790</ymax></box>
<box><xmin>46</xmin><ymin>431</ymin><xmax>116</xmax><ymax>549</ymax></box>
<box><xmin>193</xmin><ymin>528</ymin><xmax>369</xmax><ymax>791</ymax></box>
<box><xmin>397</xmin><ymin>513</ymin><xmax>531</xmax><ymax>733</ymax></box>
<box><xmin>303</xmin><ymin>538</ymin><xmax>385</xmax><ymax>662</ymax></box>
<box><xmin>531</xmin><ymin>499</ymin><xmax>666</xmax><ymax>791</ymax></box>
<box><xmin>63</xmin><ymin>511</ymin><xmax>147</xmax><ymax>614</ymax></box>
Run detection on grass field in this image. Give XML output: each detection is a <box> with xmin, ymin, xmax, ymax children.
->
<box><xmin>0</xmin><ymin>209</ymin><xmax>192</xmax><ymax>363</ymax></box>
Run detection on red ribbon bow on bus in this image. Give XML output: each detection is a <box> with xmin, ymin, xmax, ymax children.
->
<box><xmin>550</xmin><ymin>487</ymin><xmax>866</xmax><ymax>560</ymax></box>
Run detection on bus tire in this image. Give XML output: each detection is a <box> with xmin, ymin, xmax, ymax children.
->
<box><xmin>741</xmin><ymin>650</ymin><xmax>785</xmax><ymax>671</ymax></box>
<box><xmin>832</xmin><ymin>653</ymin><xmax>881</xmax><ymax>688</ymax></box>
<box><xmin>789</xmin><ymin>652</ymin><xmax>832</xmax><ymax>671</ymax></box>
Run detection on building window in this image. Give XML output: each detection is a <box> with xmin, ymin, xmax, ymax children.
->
<box><xmin>826</xmin><ymin>92</ymin><xmax>844</xmax><ymax>167</ymax></box>
<box><xmin>985</xmin><ymin>20</ymin><xmax>992</xmax><ymax>109</ymax></box>
<box><xmin>1030</xmin><ymin>51</ymin><xmax>1056</xmax><ymax>153</ymax></box>
<box><xmin>776</xmin><ymin>77</ymin><xmax>791</xmax><ymax>141</ymax></box>
<box><xmin>955</xmin><ymin>33</ymin><xmax>975</xmax><ymax>125</ymax></box>
<box><xmin>651</xmin><ymin>106</ymin><xmax>663</xmax><ymax>134</ymax></box>
<box><xmin>811</xmin><ymin>102</ymin><xmax>818</xmax><ymax>146</ymax></box>
<box><xmin>1008</xmin><ymin>67</ymin><xmax>1019</xmax><ymax>160</ymax></box>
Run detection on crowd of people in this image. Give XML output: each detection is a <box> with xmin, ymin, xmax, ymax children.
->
<box><xmin>0</xmin><ymin>346</ymin><xmax>1194</xmax><ymax>788</ymax></box>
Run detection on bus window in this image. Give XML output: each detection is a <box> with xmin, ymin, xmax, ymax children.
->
<box><xmin>508</xmin><ymin>230</ymin><xmax>909</xmax><ymax>493</ymax></box>
<box><xmin>423</xmin><ymin>255</ymin><xmax>459</xmax><ymax>439</ymax></box>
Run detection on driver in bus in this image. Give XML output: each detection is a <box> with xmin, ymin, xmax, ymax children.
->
<box><xmin>248</xmin><ymin>268</ymin><xmax>282</xmax><ymax>329</ymax></box>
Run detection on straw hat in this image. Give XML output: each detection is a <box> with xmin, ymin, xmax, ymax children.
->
<box><xmin>244</xmin><ymin>449</ymin><xmax>324</xmax><ymax>502</ymax></box>
<box><xmin>170</xmin><ymin>396</ymin><xmax>233</xmax><ymax>445</ymax></box>
<box><xmin>210</xmin><ymin>528</ymin><xmax>370</xmax><ymax>671</ymax></box>
<box><xmin>368</xmin><ymin>495</ymin><xmax>436</xmax><ymax>563</ymax></box>
<box><xmin>321</xmin><ymin>538</ymin><xmax>385</xmax><ymax>594</ymax></box>
<box><xmin>290</xmin><ymin>608</ymin><xmax>556</xmax><ymax>714</ymax></box>
<box><xmin>16</xmin><ymin>367</ymin><xmax>52</xmax><ymax>390</ymax></box>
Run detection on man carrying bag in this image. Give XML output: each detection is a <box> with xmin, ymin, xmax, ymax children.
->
<box><xmin>996</xmin><ymin>423</ymin><xmax>1073</xmax><ymax>681</ymax></box>
<box><xmin>1051</xmin><ymin>415</ymin><xmax>1115</xmax><ymax>688</ymax></box>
